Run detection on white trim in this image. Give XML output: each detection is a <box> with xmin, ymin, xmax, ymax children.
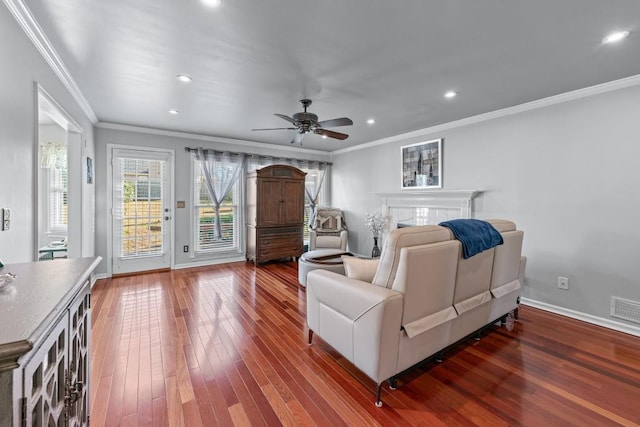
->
<box><xmin>521</xmin><ymin>298</ymin><xmax>640</xmax><ymax>338</ymax></box>
<box><xmin>331</xmin><ymin>73</ymin><xmax>640</xmax><ymax>156</ymax></box>
<box><xmin>38</xmin><ymin>85</ymin><xmax>83</xmax><ymax>133</ymax></box>
<box><xmin>174</xmin><ymin>256</ymin><xmax>246</xmax><ymax>270</ymax></box>
<box><xmin>34</xmin><ymin>83</ymin><xmax>84</xmax><ymax>261</ymax></box>
<box><xmin>97</xmin><ymin>122</ymin><xmax>331</xmax><ymax>156</ymax></box>
<box><xmin>92</xmin><ymin>256</ymin><xmax>246</xmax><ymax>278</ymax></box>
<box><xmin>90</xmin><ymin>274</ymin><xmax>100</xmax><ymax>289</ymax></box>
<box><xmin>5</xmin><ymin>0</ymin><xmax>98</xmax><ymax>124</ymax></box>
<box><xmin>376</xmin><ymin>190</ymin><xmax>481</xmax><ymax>199</ymax></box>
<box><xmin>378</xmin><ymin>190</ymin><xmax>481</xmax><ymax>229</ymax></box>
<box><xmin>91</xmin><ymin>273</ymin><xmax>111</xmax><ymax>288</ymax></box>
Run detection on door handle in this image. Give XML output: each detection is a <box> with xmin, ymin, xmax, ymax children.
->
<box><xmin>164</xmin><ymin>216</ymin><xmax>171</xmax><ymax>221</ymax></box>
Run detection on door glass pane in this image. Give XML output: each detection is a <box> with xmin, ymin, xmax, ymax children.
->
<box><xmin>119</xmin><ymin>158</ymin><xmax>165</xmax><ymax>257</ymax></box>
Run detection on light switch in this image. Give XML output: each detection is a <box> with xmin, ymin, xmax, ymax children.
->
<box><xmin>1</xmin><ymin>208</ymin><xmax>8</xmax><ymax>231</ymax></box>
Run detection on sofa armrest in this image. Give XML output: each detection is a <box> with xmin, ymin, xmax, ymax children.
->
<box><xmin>306</xmin><ymin>270</ymin><xmax>403</xmax><ymax>383</ymax></box>
<box><xmin>519</xmin><ymin>255</ymin><xmax>527</xmax><ymax>286</ymax></box>
<box><xmin>307</xmin><ymin>270</ymin><xmax>399</xmax><ymax>320</ymax></box>
<box><xmin>339</xmin><ymin>229</ymin><xmax>348</xmax><ymax>251</ymax></box>
<box><xmin>309</xmin><ymin>229</ymin><xmax>318</xmax><ymax>250</ymax></box>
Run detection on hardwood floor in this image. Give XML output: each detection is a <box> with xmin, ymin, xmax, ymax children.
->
<box><xmin>90</xmin><ymin>261</ymin><xmax>640</xmax><ymax>426</ymax></box>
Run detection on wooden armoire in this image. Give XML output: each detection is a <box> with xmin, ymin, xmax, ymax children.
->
<box><xmin>246</xmin><ymin>165</ymin><xmax>306</xmax><ymax>263</ymax></box>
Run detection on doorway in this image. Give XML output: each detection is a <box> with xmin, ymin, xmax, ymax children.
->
<box><xmin>36</xmin><ymin>86</ymin><xmax>83</xmax><ymax>261</ymax></box>
<box><xmin>110</xmin><ymin>148</ymin><xmax>173</xmax><ymax>275</ymax></box>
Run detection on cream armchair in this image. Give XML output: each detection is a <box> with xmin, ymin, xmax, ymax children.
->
<box><xmin>306</xmin><ymin>220</ymin><xmax>526</xmax><ymax>407</ymax></box>
<box><xmin>309</xmin><ymin>207</ymin><xmax>348</xmax><ymax>251</ymax></box>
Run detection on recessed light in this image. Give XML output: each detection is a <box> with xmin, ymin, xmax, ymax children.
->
<box><xmin>176</xmin><ymin>74</ymin><xmax>192</xmax><ymax>83</ymax></box>
<box><xmin>168</xmin><ymin>109</ymin><xmax>179</xmax><ymax>115</ymax></box>
<box><xmin>444</xmin><ymin>91</ymin><xmax>457</xmax><ymax>99</ymax></box>
<box><xmin>602</xmin><ymin>30</ymin><xmax>630</xmax><ymax>44</ymax></box>
<box><xmin>202</xmin><ymin>0</ymin><xmax>221</xmax><ymax>7</ymax></box>
<box><xmin>321</xmin><ymin>135</ymin><xmax>328</xmax><ymax>139</ymax></box>
<box><xmin>366</xmin><ymin>118</ymin><xmax>376</xmax><ymax>125</ymax></box>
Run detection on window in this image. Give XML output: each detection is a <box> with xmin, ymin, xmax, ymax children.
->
<box><xmin>193</xmin><ymin>159</ymin><xmax>241</xmax><ymax>254</ymax></box>
<box><xmin>49</xmin><ymin>166</ymin><xmax>68</xmax><ymax>232</ymax></box>
<box><xmin>302</xmin><ymin>168</ymin><xmax>326</xmax><ymax>241</ymax></box>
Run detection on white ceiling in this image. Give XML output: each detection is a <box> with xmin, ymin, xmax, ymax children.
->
<box><xmin>18</xmin><ymin>0</ymin><xmax>640</xmax><ymax>152</ymax></box>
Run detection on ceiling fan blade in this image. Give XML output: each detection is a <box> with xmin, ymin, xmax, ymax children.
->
<box><xmin>274</xmin><ymin>113</ymin><xmax>297</xmax><ymax>125</ymax></box>
<box><xmin>317</xmin><ymin>117</ymin><xmax>353</xmax><ymax>128</ymax></box>
<box><xmin>291</xmin><ymin>132</ymin><xmax>305</xmax><ymax>144</ymax></box>
<box><xmin>314</xmin><ymin>128</ymin><xmax>349</xmax><ymax>140</ymax></box>
<box><xmin>251</xmin><ymin>127</ymin><xmax>297</xmax><ymax>131</ymax></box>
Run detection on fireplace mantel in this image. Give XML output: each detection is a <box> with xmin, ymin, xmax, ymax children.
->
<box><xmin>376</xmin><ymin>190</ymin><xmax>482</xmax><ymax>229</ymax></box>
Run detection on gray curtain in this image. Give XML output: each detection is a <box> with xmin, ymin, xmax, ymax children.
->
<box><xmin>196</xmin><ymin>148</ymin><xmax>245</xmax><ymax>239</ymax></box>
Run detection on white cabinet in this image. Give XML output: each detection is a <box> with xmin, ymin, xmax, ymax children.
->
<box><xmin>0</xmin><ymin>257</ymin><xmax>100</xmax><ymax>427</ymax></box>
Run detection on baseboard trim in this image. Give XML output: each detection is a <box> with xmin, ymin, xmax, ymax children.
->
<box><xmin>520</xmin><ymin>298</ymin><xmax>640</xmax><ymax>338</ymax></box>
<box><xmin>91</xmin><ymin>257</ymin><xmax>248</xmax><ymax>281</ymax></box>
<box><xmin>90</xmin><ymin>274</ymin><xmax>100</xmax><ymax>289</ymax></box>
<box><xmin>174</xmin><ymin>256</ymin><xmax>247</xmax><ymax>270</ymax></box>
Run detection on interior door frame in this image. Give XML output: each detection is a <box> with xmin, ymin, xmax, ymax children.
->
<box><xmin>106</xmin><ymin>144</ymin><xmax>175</xmax><ymax>277</ymax></box>
<box><xmin>34</xmin><ymin>83</ymin><xmax>84</xmax><ymax>261</ymax></box>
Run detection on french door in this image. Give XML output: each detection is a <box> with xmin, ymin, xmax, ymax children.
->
<box><xmin>112</xmin><ymin>148</ymin><xmax>172</xmax><ymax>275</ymax></box>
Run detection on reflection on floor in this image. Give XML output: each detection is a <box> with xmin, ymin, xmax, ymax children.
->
<box><xmin>90</xmin><ymin>261</ymin><xmax>640</xmax><ymax>426</ymax></box>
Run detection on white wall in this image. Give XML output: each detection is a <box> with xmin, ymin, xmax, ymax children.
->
<box><xmin>332</xmin><ymin>83</ymin><xmax>640</xmax><ymax>328</ymax></box>
<box><xmin>0</xmin><ymin>5</ymin><xmax>96</xmax><ymax>264</ymax></box>
<box><xmin>94</xmin><ymin>125</ymin><xmax>332</xmax><ymax>275</ymax></box>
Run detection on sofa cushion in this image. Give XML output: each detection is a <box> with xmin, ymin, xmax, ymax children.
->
<box><xmin>485</xmin><ymin>219</ymin><xmax>516</xmax><ymax>233</ymax></box>
<box><xmin>372</xmin><ymin>225</ymin><xmax>452</xmax><ymax>288</ymax></box>
<box><xmin>490</xmin><ymin>230</ymin><xmax>524</xmax><ymax>290</ymax></box>
<box><xmin>316</xmin><ymin>235</ymin><xmax>343</xmax><ymax>249</ymax></box>
<box><xmin>392</xmin><ymin>242</ymin><xmax>459</xmax><ymax>329</ymax></box>
<box><xmin>341</xmin><ymin>256</ymin><xmax>379</xmax><ymax>282</ymax></box>
<box><xmin>452</xmin><ymin>245</ymin><xmax>495</xmax><ymax>306</ymax></box>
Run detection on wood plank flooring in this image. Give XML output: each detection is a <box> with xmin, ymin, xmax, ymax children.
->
<box><xmin>90</xmin><ymin>261</ymin><xmax>640</xmax><ymax>426</ymax></box>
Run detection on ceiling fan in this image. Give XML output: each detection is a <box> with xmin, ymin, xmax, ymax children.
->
<box><xmin>252</xmin><ymin>99</ymin><xmax>353</xmax><ymax>144</ymax></box>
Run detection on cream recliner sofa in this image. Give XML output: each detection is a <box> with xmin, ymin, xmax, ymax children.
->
<box><xmin>306</xmin><ymin>219</ymin><xmax>525</xmax><ymax>406</ymax></box>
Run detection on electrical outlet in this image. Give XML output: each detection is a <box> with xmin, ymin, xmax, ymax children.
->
<box><xmin>558</xmin><ymin>276</ymin><xmax>569</xmax><ymax>290</ymax></box>
<box><xmin>183</xmin><ymin>245</ymin><xmax>189</xmax><ymax>253</ymax></box>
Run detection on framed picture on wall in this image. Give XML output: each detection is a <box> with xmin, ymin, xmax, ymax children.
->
<box><xmin>401</xmin><ymin>138</ymin><xmax>442</xmax><ymax>189</ymax></box>
<box><xmin>86</xmin><ymin>156</ymin><xmax>93</xmax><ymax>184</ymax></box>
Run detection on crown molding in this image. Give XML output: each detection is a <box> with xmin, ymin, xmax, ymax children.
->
<box><xmin>331</xmin><ymin>73</ymin><xmax>640</xmax><ymax>156</ymax></box>
<box><xmin>4</xmin><ymin>0</ymin><xmax>98</xmax><ymax>124</ymax></box>
<box><xmin>96</xmin><ymin>122</ymin><xmax>332</xmax><ymax>157</ymax></box>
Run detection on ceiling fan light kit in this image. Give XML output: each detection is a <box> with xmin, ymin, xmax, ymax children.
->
<box><xmin>252</xmin><ymin>99</ymin><xmax>353</xmax><ymax>144</ymax></box>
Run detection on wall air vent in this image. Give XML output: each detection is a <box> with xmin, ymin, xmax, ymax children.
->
<box><xmin>610</xmin><ymin>297</ymin><xmax>640</xmax><ymax>324</ymax></box>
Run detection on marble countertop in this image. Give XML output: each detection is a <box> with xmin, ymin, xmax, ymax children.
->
<box><xmin>0</xmin><ymin>257</ymin><xmax>101</xmax><ymax>371</ymax></box>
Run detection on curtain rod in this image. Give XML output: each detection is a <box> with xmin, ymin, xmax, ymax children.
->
<box><xmin>184</xmin><ymin>147</ymin><xmax>332</xmax><ymax>166</ymax></box>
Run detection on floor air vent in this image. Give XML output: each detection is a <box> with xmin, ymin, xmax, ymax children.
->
<box><xmin>611</xmin><ymin>297</ymin><xmax>640</xmax><ymax>324</ymax></box>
